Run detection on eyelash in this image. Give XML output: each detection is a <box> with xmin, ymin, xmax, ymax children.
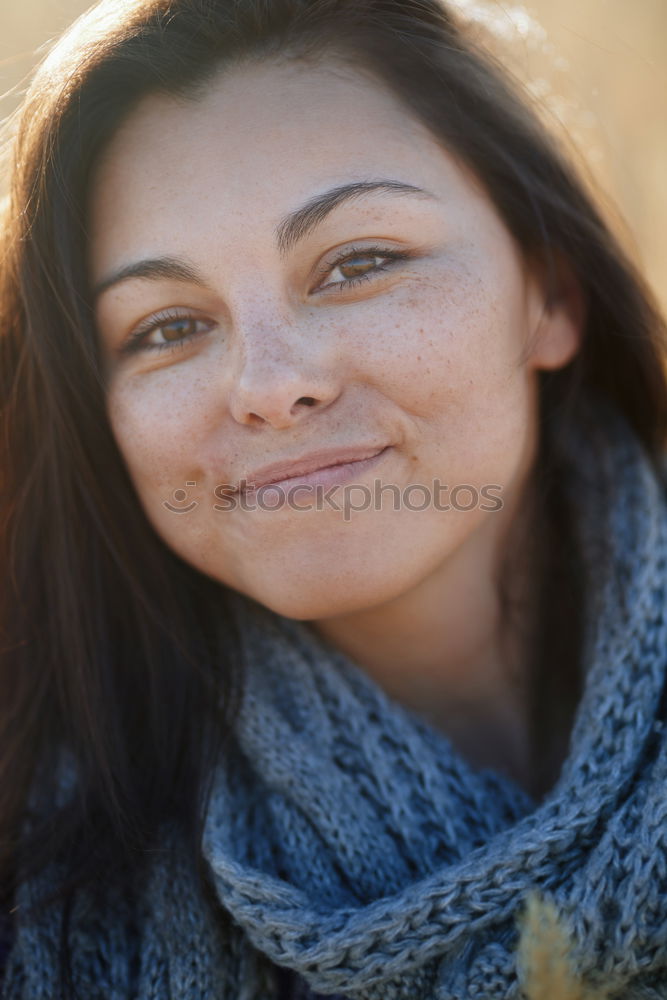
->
<box><xmin>121</xmin><ymin>244</ymin><xmax>412</xmax><ymax>356</ymax></box>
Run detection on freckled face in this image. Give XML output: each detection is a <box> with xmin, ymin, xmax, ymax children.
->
<box><xmin>88</xmin><ymin>58</ymin><xmax>579</xmax><ymax>619</ymax></box>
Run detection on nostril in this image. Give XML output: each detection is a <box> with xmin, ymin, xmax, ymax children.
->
<box><xmin>297</xmin><ymin>397</ymin><xmax>317</xmax><ymax>407</ymax></box>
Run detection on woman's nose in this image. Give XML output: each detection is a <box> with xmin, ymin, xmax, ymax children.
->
<box><xmin>225</xmin><ymin>318</ymin><xmax>343</xmax><ymax>429</ymax></box>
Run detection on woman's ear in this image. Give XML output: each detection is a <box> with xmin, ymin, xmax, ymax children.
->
<box><xmin>525</xmin><ymin>249</ymin><xmax>587</xmax><ymax>372</ymax></box>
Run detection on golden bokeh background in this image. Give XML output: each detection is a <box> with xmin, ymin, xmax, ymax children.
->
<box><xmin>1</xmin><ymin>0</ymin><xmax>665</xmax><ymax>316</ymax></box>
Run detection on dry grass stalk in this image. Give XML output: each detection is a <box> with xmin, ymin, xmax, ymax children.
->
<box><xmin>517</xmin><ymin>892</ymin><xmax>608</xmax><ymax>1000</ymax></box>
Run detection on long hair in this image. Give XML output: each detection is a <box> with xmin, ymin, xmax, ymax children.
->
<box><xmin>1</xmin><ymin>0</ymin><xmax>666</xmax><ymax>991</ymax></box>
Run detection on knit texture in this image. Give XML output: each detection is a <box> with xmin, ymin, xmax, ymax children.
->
<box><xmin>3</xmin><ymin>391</ymin><xmax>667</xmax><ymax>999</ymax></box>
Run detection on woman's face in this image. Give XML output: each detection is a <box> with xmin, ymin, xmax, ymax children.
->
<box><xmin>88</xmin><ymin>58</ymin><xmax>581</xmax><ymax>620</ymax></box>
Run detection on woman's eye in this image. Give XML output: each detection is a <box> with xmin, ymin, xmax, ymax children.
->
<box><xmin>122</xmin><ymin>314</ymin><xmax>212</xmax><ymax>355</ymax></box>
<box><xmin>120</xmin><ymin>248</ymin><xmax>410</xmax><ymax>356</ymax></box>
<box><xmin>317</xmin><ymin>248</ymin><xmax>409</xmax><ymax>292</ymax></box>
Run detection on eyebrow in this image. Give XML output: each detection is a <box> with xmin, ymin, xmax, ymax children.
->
<box><xmin>91</xmin><ymin>179</ymin><xmax>435</xmax><ymax>303</ymax></box>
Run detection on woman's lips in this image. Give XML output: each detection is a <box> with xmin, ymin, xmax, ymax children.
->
<box><xmin>241</xmin><ymin>446</ymin><xmax>391</xmax><ymax>497</ymax></box>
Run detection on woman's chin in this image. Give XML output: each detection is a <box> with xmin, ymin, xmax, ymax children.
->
<box><xmin>228</xmin><ymin>584</ymin><xmax>380</xmax><ymax>623</ymax></box>
<box><xmin>222</xmin><ymin>555</ymin><xmax>425</xmax><ymax>623</ymax></box>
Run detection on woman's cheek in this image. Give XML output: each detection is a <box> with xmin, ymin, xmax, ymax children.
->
<box><xmin>107</xmin><ymin>383</ymin><xmax>192</xmax><ymax>504</ymax></box>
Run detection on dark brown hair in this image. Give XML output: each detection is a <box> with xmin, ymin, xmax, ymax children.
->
<box><xmin>1</xmin><ymin>0</ymin><xmax>666</xmax><ymax>992</ymax></box>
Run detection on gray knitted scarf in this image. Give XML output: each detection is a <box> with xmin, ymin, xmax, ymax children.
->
<box><xmin>4</xmin><ymin>392</ymin><xmax>667</xmax><ymax>1000</ymax></box>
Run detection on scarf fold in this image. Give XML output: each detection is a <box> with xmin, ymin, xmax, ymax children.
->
<box><xmin>4</xmin><ymin>391</ymin><xmax>667</xmax><ymax>1000</ymax></box>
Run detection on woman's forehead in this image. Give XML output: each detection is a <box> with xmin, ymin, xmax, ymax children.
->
<box><xmin>86</xmin><ymin>58</ymin><xmax>499</xmax><ymax>276</ymax></box>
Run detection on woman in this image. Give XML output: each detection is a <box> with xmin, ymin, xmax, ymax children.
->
<box><xmin>1</xmin><ymin>0</ymin><xmax>666</xmax><ymax>997</ymax></box>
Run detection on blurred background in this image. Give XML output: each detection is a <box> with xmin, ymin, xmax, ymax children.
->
<box><xmin>1</xmin><ymin>0</ymin><xmax>665</xmax><ymax>315</ymax></box>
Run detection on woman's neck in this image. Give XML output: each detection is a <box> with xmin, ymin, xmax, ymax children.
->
<box><xmin>309</xmin><ymin>470</ymin><xmax>547</xmax><ymax>798</ymax></box>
